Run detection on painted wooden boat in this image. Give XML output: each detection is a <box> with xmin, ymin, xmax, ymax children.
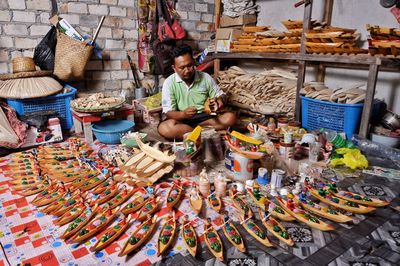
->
<box><xmin>18</xmin><ymin>185</ymin><xmax>46</xmax><ymax>196</ymax></box>
<box><xmin>52</xmin><ymin>192</ymin><xmax>87</xmax><ymax>217</ymax></box>
<box><xmin>325</xmin><ymin>185</ymin><xmax>390</xmax><ymax>207</ymax></box>
<box><xmin>207</xmin><ymin>193</ymin><xmax>222</xmax><ymax>212</ymax></box>
<box><xmin>309</xmin><ymin>188</ymin><xmax>376</xmax><ymax>214</ymax></box>
<box><xmin>229</xmin><ymin>189</ymin><xmax>253</xmax><ymax>216</ymax></box>
<box><xmin>121</xmin><ymin>191</ymin><xmax>150</xmax><ymax>215</ymax></box>
<box><xmin>91</xmin><ymin>214</ymin><xmax>133</xmax><ymax>252</ymax></box>
<box><xmin>246</xmin><ymin>187</ymin><xmax>295</xmax><ymax>221</ymax></box>
<box><xmin>91</xmin><ymin>177</ymin><xmax>114</xmax><ymax>195</ymax></box>
<box><xmin>106</xmin><ymin>186</ymin><xmax>134</xmax><ymax>209</ymax></box>
<box><xmin>69</xmin><ymin>206</ymin><xmax>120</xmax><ymax>243</ymax></box>
<box><xmin>119</xmin><ymin>215</ymin><xmax>158</xmax><ymax>256</ymax></box>
<box><xmin>60</xmin><ymin>205</ymin><xmax>97</xmax><ymax>239</ymax></box>
<box><xmin>166</xmin><ymin>183</ymin><xmax>183</xmax><ymax>209</ymax></box>
<box><xmin>136</xmin><ymin>196</ymin><xmax>160</xmax><ymax>222</ymax></box>
<box><xmin>238</xmin><ymin>215</ymin><xmax>273</xmax><ymax>248</ymax></box>
<box><xmin>258</xmin><ymin>208</ymin><xmax>294</xmax><ymax>246</ymax></box>
<box><xmin>189</xmin><ymin>187</ymin><xmax>202</xmax><ymax>215</ymax></box>
<box><xmin>157</xmin><ymin>212</ymin><xmax>177</xmax><ymax>256</ymax></box>
<box><xmin>70</xmin><ymin>173</ymin><xmax>98</xmax><ymax>188</ymax></box>
<box><xmin>89</xmin><ymin>184</ymin><xmax>119</xmax><ymax>207</ymax></box>
<box><xmin>54</xmin><ymin>201</ymin><xmax>86</xmax><ymax>226</ymax></box>
<box><xmin>221</xmin><ymin>219</ymin><xmax>246</xmax><ymax>252</ymax></box>
<box><xmin>181</xmin><ymin>216</ymin><xmax>198</xmax><ymax>257</ymax></box>
<box><xmin>276</xmin><ymin>197</ymin><xmax>334</xmax><ymax>231</ymax></box>
<box><xmin>31</xmin><ymin>183</ymin><xmax>58</xmax><ymax>204</ymax></box>
<box><xmin>41</xmin><ymin>190</ymin><xmax>75</xmax><ymax>214</ymax></box>
<box><xmin>79</xmin><ymin>173</ymin><xmax>109</xmax><ymax>192</ymax></box>
<box><xmin>294</xmin><ymin>195</ymin><xmax>353</xmax><ymax>223</ymax></box>
<box><xmin>32</xmin><ymin>187</ymin><xmax>67</xmax><ymax>207</ymax></box>
<box><xmin>203</xmin><ymin>220</ymin><xmax>224</xmax><ymax>261</ymax></box>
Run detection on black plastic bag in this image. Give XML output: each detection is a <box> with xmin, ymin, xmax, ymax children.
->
<box><xmin>33</xmin><ymin>26</ymin><xmax>57</xmax><ymax>70</ymax></box>
<box><xmin>151</xmin><ymin>38</ymin><xmax>175</xmax><ymax>77</ymax></box>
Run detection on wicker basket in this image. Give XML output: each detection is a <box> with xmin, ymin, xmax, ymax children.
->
<box><xmin>53</xmin><ymin>31</ymin><xmax>94</xmax><ymax>81</ymax></box>
<box><xmin>12</xmin><ymin>57</ymin><xmax>36</xmax><ymax>73</ymax></box>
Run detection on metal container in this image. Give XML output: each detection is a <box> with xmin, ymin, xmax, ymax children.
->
<box><xmin>134</xmin><ymin>87</ymin><xmax>147</xmax><ymax>99</ymax></box>
<box><xmin>381</xmin><ymin>110</ymin><xmax>400</xmax><ymax>130</ymax></box>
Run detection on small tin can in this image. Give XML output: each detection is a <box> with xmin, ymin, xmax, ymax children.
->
<box><xmin>279</xmin><ymin>141</ymin><xmax>295</xmax><ymax>159</ymax></box>
<box><xmin>283</xmin><ymin>131</ymin><xmax>293</xmax><ymax>144</ymax></box>
<box><xmin>257</xmin><ymin>168</ymin><xmax>269</xmax><ymax>185</ymax></box>
<box><xmin>270</xmin><ymin>169</ymin><xmax>285</xmax><ymax>188</ymax></box>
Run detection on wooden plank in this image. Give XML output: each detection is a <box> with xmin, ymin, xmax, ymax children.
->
<box><xmin>323</xmin><ymin>0</ymin><xmax>334</xmax><ymax>25</ymax></box>
<box><xmin>295</xmin><ymin>61</ymin><xmax>307</xmax><ymax>120</ymax></box>
<box><xmin>300</xmin><ymin>0</ymin><xmax>313</xmax><ymax>54</ymax></box>
<box><xmin>214</xmin><ymin>59</ymin><xmax>220</xmax><ymax>79</ymax></box>
<box><xmin>215</xmin><ymin>0</ymin><xmax>221</xmax><ymax>29</ymax></box>
<box><xmin>359</xmin><ymin>63</ymin><xmax>379</xmax><ymax>138</ymax></box>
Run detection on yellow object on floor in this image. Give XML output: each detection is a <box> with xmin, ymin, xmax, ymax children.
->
<box><xmin>330</xmin><ymin>148</ymin><xmax>368</xmax><ymax>170</ymax></box>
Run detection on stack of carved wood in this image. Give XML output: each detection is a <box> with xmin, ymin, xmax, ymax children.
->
<box><xmin>302</xmin><ymin>82</ymin><xmax>367</xmax><ymax>104</ymax></box>
<box><xmin>305</xmin><ymin>26</ymin><xmax>367</xmax><ymax>55</ymax></box>
<box><xmin>367</xmin><ymin>24</ymin><xmax>400</xmax><ymax>56</ymax></box>
<box><xmin>120</xmin><ymin>134</ymin><xmax>175</xmax><ymax>184</ymax></box>
<box><xmin>217</xmin><ymin>66</ymin><xmax>297</xmax><ymax>115</ymax></box>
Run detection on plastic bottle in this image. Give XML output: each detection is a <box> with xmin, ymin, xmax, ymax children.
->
<box><xmin>320</xmin><ymin>128</ymin><xmax>355</xmax><ymax>148</ymax></box>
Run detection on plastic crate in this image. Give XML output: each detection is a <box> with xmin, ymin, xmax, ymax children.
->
<box><xmin>6</xmin><ymin>85</ymin><xmax>77</xmax><ymax>130</ymax></box>
<box><xmin>92</xmin><ymin>120</ymin><xmax>135</xmax><ymax>144</ymax></box>
<box><xmin>301</xmin><ymin>96</ymin><xmax>365</xmax><ymax>139</ymax></box>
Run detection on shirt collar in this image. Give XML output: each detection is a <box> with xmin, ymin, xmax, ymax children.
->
<box><xmin>175</xmin><ymin>71</ymin><xmax>200</xmax><ymax>88</ymax></box>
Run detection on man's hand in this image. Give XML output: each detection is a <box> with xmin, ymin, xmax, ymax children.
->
<box><xmin>209</xmin><ymin>97</ymin><xmax>224</xmax><ymax>112</ymax></box>
<box><xmin>183</xmin><ymin>106</ymin><xmax>197</xmax><ymax>119</ymax></box>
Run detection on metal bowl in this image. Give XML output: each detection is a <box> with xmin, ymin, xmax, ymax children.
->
<box><xmin>381</xmin><ymin>110</ymin><xmax>400</xmax><ymax>130</ymax></box>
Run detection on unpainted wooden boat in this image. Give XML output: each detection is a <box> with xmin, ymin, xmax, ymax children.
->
<box><xmin>189</xmin><ymin>187</ymin><xmax>202</xmax><ymax>215</ymax></box>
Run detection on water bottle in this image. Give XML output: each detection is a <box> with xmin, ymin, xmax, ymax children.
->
<box><xmin>320</xmin><ymin>128</ymin><xmax>355</xmax><ymax>148</ymax></box>
<box><xmin>197</xmin><ymin>48</ymin><xmax>209</xmax><ymax>64</ymax></box>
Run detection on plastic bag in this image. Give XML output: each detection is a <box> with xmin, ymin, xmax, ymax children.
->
<box><xmin>330</xmin><ymin>148</ymin><xmax>368</xmax><ymax>170</ymax></box>
<box><xmin>33</xmin><ymin>26</ymin><xmax>57</xmax><ymax>70</ymax></box>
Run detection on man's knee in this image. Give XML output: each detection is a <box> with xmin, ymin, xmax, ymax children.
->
<box><xmin>158</xmin><ymin>120</ymin><xmax>175</xmax><ymax>138</ymax></box>
<box><xmin>221</xmin><ymin>112</ymin><xmax>236</xmax><ymax>126</ymax></box>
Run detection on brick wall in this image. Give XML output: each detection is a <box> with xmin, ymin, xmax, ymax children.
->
<box><xmin>0</xmin><ymin>0</ymin><xmax>215</xmax><ymax>96</ymax></box>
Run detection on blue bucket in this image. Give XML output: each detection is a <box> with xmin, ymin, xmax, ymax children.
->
<box><xmin>92</xmin><ymin>120</ymin><xmax>135</xmax><ymax>144</ymax></box>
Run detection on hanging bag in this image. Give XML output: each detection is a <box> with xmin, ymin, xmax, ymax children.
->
<box><xmin>53</xmin><ymin>30</ymin><xmax>94</xmax><ymax>81</ymax></box>
<box><xmin>157</xmin><ymin>0</ymin><xmax>186</xmax><ymax>42</ymax></box>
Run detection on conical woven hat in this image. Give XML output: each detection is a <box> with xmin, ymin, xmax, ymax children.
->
<box><xmin>0</xmin><ymin>57</ymin><xmax>62</xmax><ymax>99</ymax></box>
<box><xmin>0</xmin><ymin>76</ymin><xmax>63</xmax><ymax>99</ymax></box>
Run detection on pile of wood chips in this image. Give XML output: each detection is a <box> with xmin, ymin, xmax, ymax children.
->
<box><xmin>302</xmin><ymin>82</ymin><xmax>367</xmax><ymax>104</ymax></box>
<box><xmin>217</xmin><ymin>66</ymin><xmax>297</xmax><ymax>115</ymax></box>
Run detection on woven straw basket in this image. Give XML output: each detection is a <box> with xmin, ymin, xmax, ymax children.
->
<box><xmin>12</xmin><ymin>57</ymin><xmax>36</xmax><ymax>73</ymax></box>
<box><xmin>53</xmin><ymin>31</ymin><xmax>93</xmax><ymax>81</ymax></box>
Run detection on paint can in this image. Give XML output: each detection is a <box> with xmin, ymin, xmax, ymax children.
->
<box><xmin>257</xmin><ymin>168</ymin><xmax>269</xmax><ymax>185</ymax></box>
<box><xmin>232</xmin><ymin>152</ymin><xmax>254</xmax><ymax>181</ymax></box>
<box><xmin>270</xmin><ymin>169</ymin><xmax>285</xmax><ymax>188</ymax></box>
<box><xmin>135</xmin><ymin>87</ymin><xmax>147</xmax><ymax>99</ymax></box>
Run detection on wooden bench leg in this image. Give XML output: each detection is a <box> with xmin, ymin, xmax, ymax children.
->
<box><xmin>83</xmin><ymin>122</ymin><xmax>94</xmax><ymax>144</ymax></box>
<box><xmin>73</xmin><ymin>116</ymin><xmax>83</xmax><ymax>134</ymax></box>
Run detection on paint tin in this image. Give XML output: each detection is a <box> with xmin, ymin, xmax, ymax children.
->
<box><xmin>233</xmin><ymin>152</ymin><xmax>254</xmax><ymax>181</ymax></box>
<box><xmin>279</xmin><ymin>141</ymin><xmax>295</xmax><ymax>158</ymax></box>
<box><xmin>257</xmin><ymin>168</ymin><xmax>269</xmax><ymax>185</ymax></box>
<box><xmin>270</xmin><ymin>169</ymin><xmax>285</xmax><ymax>188</ymax></box>
<box><xmin>283</xmin><ymin>132</ymin><xmax>293</xmax><ymax>144</ymax></box>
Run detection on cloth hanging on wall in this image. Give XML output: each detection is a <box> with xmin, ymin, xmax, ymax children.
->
<box><xmin>222</xmin><ymin>0</ymin><xmax>260</xmax><ymax>17</ymax></box>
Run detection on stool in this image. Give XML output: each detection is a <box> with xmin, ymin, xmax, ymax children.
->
<box><xmin>71</xmin><ymin>104</ymin><xmax>134</xmax><ymax>144</ymax></box>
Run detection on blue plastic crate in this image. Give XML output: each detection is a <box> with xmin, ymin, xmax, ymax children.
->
<box><xmin>92</xmin><ymin>120</ymin><xmax>135</xmax><ymax>144</ymax></box>
<box><xmin>301</xmin><ymin>96</ymin><xmax>364</xmax><ymax>139</ymax></box>
<box><xmin>6</xmin><ymin>85</ymin><xmax>77</xmax><ymax>130</ymax></box>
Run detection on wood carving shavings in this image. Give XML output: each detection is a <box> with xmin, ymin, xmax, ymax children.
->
<box><xmin>303</xmin><ymin>82</ymin><xmax>368</xmax><ymax>104</ymax></box>
<box><xmin>218</xmin><ymin>66</ymin><xmax>297</xmax><ymax>116</ymax></box>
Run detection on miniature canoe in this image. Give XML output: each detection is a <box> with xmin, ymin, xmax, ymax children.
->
<box><xmin>258</xmin><ymin>208</ymin><xmax>294</xmax><ymax>246</ymax></box>
<box><xmin>89</xmin><ymin>185</ymin><xmax>119</xmax><ymax>207</ymax></box>
<box><xmin>41</xmin><ymin>192</ymin><xmax>73</xmax><ymax>214</ymax></box>
<box><xmin>91</xmin><ymin>214</ymin><xmax>133</xmax><ymax>252</ymax></box>
<box><xmin>52</xmin><ymin>192</ymin><xmax>87</xmax><ymax>217</ymax></box>
<box><xmin>204</xmin><ymin>222</ymin><xmax>224</xmax><ymax>261</ymax></box>
<box><xmin>136</xmin><ymin>197</ymin><xmax>160</xmax><ymax>222</ymax></box>
<box><xmin>166</xmin><ymin>184</ymin><xmax>183</xmax><ymax>209</ymax></box>
<box><xmin>309</xmin><ymin>188</ymin><xmax>376</xmax><ymax>214</ymax></box>
<box><xmin>239</xmin><ymin>215</ymin><xmax>273</xmax><ymax>248</ymax></box>
<box><xmin>207</xmin><ymin>194</ymin><xmax>222</xmax><ymax>212</ymax></box>
<box><xmin>221</xmin><ymin>220</ymin><xmax>246</xmax><ymax>252</ymax></box>
<box><xmin>18</xmin><ymin>185</ymin><xmax>45</xmax><ymax>196</ymax></box>
<box><xmin>32</xmin><ymin>189</ymin><xmax>66</xmax><ymax>207</ymax></box>
<box><xmin>54</xmin><ymin>202</ymin><xmax>86</xmax><ymax>226</ymax></box>
<box><xmin>276</xmin><ymin>197</ymin><xmax>334</xmax><ymax>231</ymax></box>
<box><xmin>189</xmin><ymin>188</ymin><xmax>202</xmax><ymax>215</ymax></box>
<box><xmin>121</xmin><ymin>193</ymin><xmax>150</xmax><ymax>215</ymax></box>
<box><xmin>119</xmin><ymin>215</ymin><xmax>158</xmax><ymax>257</ymax></box>
<box><xmin>91</xmin><ymin>178</ymin><xmax>114</xmax><ymax>195</ymax></box>
<box><xmin>229</xmin><ymin>189</ymin><xmax>253</xmax><ymax>216</ymax></box>
<box><xmin>79</xmin><ymin>174</ymin><xmax>108</xmax><ymax>192</ymax></box>
<box><xmin>60</xmin><ymin>205</ymin><xmax>97</xmax><ymax>239</ymax></box>
<box><xmin>325</xmin><ymin>186</ymin><xmax>390</xmax><ymax>207</ymax></box>
<box><xmin>246</xmin><ymin>188</ymin><xmax>295</xmax><ymax>221</ymax></box>
<box><xmin>106</xmin><ymin>187</ymin><xmax>134</xmax><ymax>209</ymax></box>
<box><xmin>182</xmin><ymin>218</ymin><xmax>198</xmax><ymax>257</ymax></box>
<box><xmin>157</xmin><ymin>212</ymin><xmax>177</xmax><ymax>256</ymax></box>
<box><xmin>70</xmin><ymin>206</ymin><xmax>120</xmax><ymax>243</ymax></box>
<box><xmin>294</xmin><ymin>195</ymin><xmax>353</xmax><ymax>223</ymax></box>
<box><xmin>31</xmin><ymin>185</ymin><xmax>57</xmax><ymax>204</ymax></box>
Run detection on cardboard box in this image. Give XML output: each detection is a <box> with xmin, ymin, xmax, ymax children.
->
<box><xmin>215</xmin><ymin>28</ymin><xmax>243</xmax><ymax>52</ymax></box>
<box><xmin>21</xmin><ymin>118</ymin><xmax>63</xmax><ymax>148</ymax></box>
<box><xmin>220</xmin><ymin>14</ymin><xmax>257</xmax><ymax>28</ymax></box>
<box><xmin>132</xmin><ymin>98</ymin><xmax>162</xmax><ymax>125</ymax></box>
